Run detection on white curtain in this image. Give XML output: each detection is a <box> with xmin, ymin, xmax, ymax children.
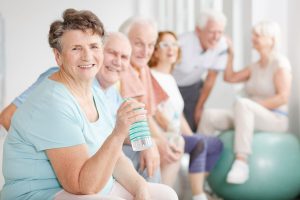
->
<box><xmin>287</xmin><ymin>0</ymin><xmax>300</xmax><ymax>135</ymax></box>
<box><xmin>0</xmin><ymin>14</ymin><xmax>4</xmax><ymax>109</ymax></box>
<box><xmin>136</xmin><ymin>0</ymin><xmax>223</xmax><ymax>34</ymax></box>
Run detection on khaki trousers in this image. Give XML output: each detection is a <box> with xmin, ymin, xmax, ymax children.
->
<box><xmin>198</xmin><ymin>98</ymin><xmax>288</xmax><ymax>154</ymax></box>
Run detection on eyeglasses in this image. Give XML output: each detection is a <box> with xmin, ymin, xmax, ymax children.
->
<box><xmin>158</xmin><ymin>41</ymin><xmax>180</xmax><ymax>49</ymax></box>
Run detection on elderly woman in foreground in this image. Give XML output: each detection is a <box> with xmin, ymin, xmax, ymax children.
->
<box><xmin>1</xmin><ymin>8</ymin><xmax>177</xmax><ymax>200</ymax></box>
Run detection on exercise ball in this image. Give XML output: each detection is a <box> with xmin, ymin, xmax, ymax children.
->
<box><xmin>208</xmin><ymin>130</ymin><xmax>300</xmax><ymax>200</ymax></box>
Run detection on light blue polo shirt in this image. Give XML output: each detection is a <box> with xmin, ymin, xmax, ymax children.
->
<box><xmin>1</xmin><ymin>78</ymin><xmax>115</xmax><ymax>200</ymax></box>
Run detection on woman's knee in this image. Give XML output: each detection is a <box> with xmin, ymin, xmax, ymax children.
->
<box><xmin>207</xmin><ymin>136</ymin><xmax>223</xmax><ymax>155</ymax></box>
<box><xmin>199</xmin><ymin>109</ymin><xmax>215</xmax><ymax>127</ymax></box>
<box><xmin>188</xmin><ymin>137</ymin><xmax>206</xmax><ymax>170</ymax></box>
<box><xmin>234</xmin><ymin>98</ymin><xmax>253</xmax><ymax>111</ymax></box>
<box><xmin>148</xmin><ymin>183</ymin><xmax>178</xmax><ymax>200</ymax></box>
<box><xmin>214</xmin><ymin>137</ymin><xmax>224</xmax><ymax>153</ymax></box>
<box><xmin>176</xmin><ymin>135</ymin><xmax>185</xmax><ymax>152</ymax></box>
<box><xmin>169</xmin><ymin>135</ymin><xmax>185</xmax><ymax>156</ymax></box>
<box><xmin>190</xmin><ymin>137</ymin><xmax>205</xmax><ymax>158</ymax></box>
<box><xmin>198</xmin><ymin>109</ymin><xmax>222</xmax><ymax>134</ymax></box>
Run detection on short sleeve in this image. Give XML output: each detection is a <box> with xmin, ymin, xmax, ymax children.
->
<box><xmin>210</xmin><ymin>37</ymin><xmax>228</xmax><ymax>71</ymax></box>
<box><xmin>211</xmin><ymin>52</ymin><xmax>228</xmax><ymax>71</ymax></box>
<box><xmin>275</xmin><ymin>55</ymin><xmax>291</xmax><ymax>73</ymax></box>
<box><xmin>20</xmin><ymin>82</ymin><xmax>85</xmax><ymax>151</ymax></box>
<box><xmin>12</xmin><ymin>67</ymin><xmax>59</xmax><ymax>107</ymax></box>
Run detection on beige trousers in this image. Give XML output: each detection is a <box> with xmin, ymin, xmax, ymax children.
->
<box><xmin>198</xmin><ymin>98</ymin><xmax>288</xmax><ymax>154</ymax></box>
<box><xmin>54</xmin><ymin>181</ymin><xmax>178</xmax><ymax>200</ymax></box>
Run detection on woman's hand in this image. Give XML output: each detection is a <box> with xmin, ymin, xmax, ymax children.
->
<box><xmin>156</xmin><ymin>136</ymin><xmax>183</xmax><ymax>165</ymax></box>
<box><xmin>224</xmin><ymin>36</ymin><xmax>251</xmax><ymax>83</ymax></box>
<box><xmin>114</xmin><ymin>99</ymin><xmax>147</xmax><ymax>138</ymax></box>
<box><xmin>139</xmin><ymin>143</ymin><xmax>160</xmax><ymax>178</ymax></box>
<box><xmin>194</xmin><ymin>106</ymin><xmax>203</xmax><ymax>126</ymax></box>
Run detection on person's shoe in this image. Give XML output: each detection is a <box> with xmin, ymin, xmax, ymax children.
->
<box><xmin>226</xmin><ymin>160</ymin><xmax>249</xmax><ymax>184</ymax></box>
<box><xmin>193</xmin><ymin>193</ymin><xmax>208</xmax><ymax>200</ymax></box>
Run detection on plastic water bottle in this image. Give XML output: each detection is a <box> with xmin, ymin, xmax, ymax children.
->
<box><xmin>129</xmin><ymin>117</ymin><xmax>153</xmax><ymax>151</ymax></box>
<box><xmin>125</xmin><ymin>99</ymin><xmax>153</xmax><ymax>151</ymax></box>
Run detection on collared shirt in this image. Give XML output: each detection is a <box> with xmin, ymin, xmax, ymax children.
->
<box><xmin>173</xmin><ymin>31</ymin><xmax>228</xmax><ymax>87</ymax></box>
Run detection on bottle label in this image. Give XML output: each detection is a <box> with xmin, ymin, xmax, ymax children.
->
<box><xmin>123</xmin><ymin>98</ymin><xmax>152</xmax><ymax>151</ymax></box>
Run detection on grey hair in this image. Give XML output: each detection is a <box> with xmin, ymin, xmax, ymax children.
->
<box><xmin>48</xmin><ymin>8</ymin><xmax>105</xmax><ymax>52</ymax></box>
<box><xmin>104</xmin><ymin>32</ymin><xmax>131</xmax><ymax>51</ymax></box>
<box><xmin>196</xmin><ymin>9</ymin><xmax>227</xmax><ymax>29</ymax></box>
<box><xmin>105</xmin><ymin>32</ymin><xmax>129</xmax><ymax>43</ymax></box>
<box><xmin>119</xmin><ymin>16</ymin><xmax>158</xmax><ymax>36</ymax></box>
<box><xmin>253</xmin><ymin>20</ymin><xmax>281</xmax><ymax>51</ymax></box>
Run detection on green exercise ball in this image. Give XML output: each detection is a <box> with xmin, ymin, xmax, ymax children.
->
<box><xmin>208</xmin><ymin>130</ymin><xmax>300</xmax><ymax>200</ymax></box>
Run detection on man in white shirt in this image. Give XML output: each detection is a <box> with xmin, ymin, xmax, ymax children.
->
<box><xmin>173</xmin><ymin>9</ymin><xmax>228</xmax><ymax>131</ymax></box>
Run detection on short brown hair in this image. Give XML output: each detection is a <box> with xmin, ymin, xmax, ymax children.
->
<box><xmin>148</xmin><ymin>31</ymin><xmax>181</xmax><ymax>70</ymax></box>
<box><xmin>48</xmin><ymin>8</ymin><xmax>105</xmax><ymax>52</ymax></box>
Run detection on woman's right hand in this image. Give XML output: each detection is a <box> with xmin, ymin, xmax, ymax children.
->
<box><xmin>114</xmin><ymin>99</ymin><xmax>147</xmax><ymax>138</ymax></box>
<box><xmin>226</xmin><ymin>36</ymin><xmax>234</xmax><ymax>62</ymax></box>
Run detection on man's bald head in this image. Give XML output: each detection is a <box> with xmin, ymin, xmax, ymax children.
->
<box><xmin>119</xmin><ymin>17</ymin><xmax>158</xmax><ymax>69</ymax></box>
<box><xmin>97</xmin><ymin>32</ymin><xmax>132</xmax><ymax>89</ymax></box>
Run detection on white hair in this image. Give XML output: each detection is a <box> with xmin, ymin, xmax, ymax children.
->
<box><xmin>105</xmin><ymin>32</ymin><xmax>129</xmax><ymax>44</ymax></box>
<box><xmin>119</xmin><ymin>16</ymin><xmax>158</xmax><ymax>36</ymax></box>
<box><xmin>104</xmin><ymin>31</ymin><xmax>132</xmax><ymax>52</ymax></box>
<box><xmin>253</xmin><ymin>20</ymin><xmax>281</xmax><ymax>51</ymax></box>
<box><xmin>197</xmin><ymin>9</ymin><xmax>227</xmax><ymax>29</ymax></box>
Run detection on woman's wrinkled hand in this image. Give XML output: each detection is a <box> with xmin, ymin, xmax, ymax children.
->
<box><xmin>114</xmin><ymin>99</ymin><xmax>147</xmax><ymax>138</ymax></box>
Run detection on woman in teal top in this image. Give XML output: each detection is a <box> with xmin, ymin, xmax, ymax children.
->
<box><xmin>1</xmin><ymin>9</ymin><xmax>177</xmax><ymax>200</ymax></box>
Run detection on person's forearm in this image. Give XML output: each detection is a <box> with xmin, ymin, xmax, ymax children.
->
<box><xmin>195</xmin><ymin>71</ymin><xmax>217</xmax><ymax>110</ymax></box>
<box><xmin>78</xmin><ymin>132</ymin><xmax>126</xmax><ymax>194</ymax></box>
<box><xmin>0</xmin><ymin>103</ymin><xmax>17</xmax><ymax>131</ymax></box>
<box><xmin>154</xmin><ymin>110</ymin><xmax>169</xmax><ymax>131</ymax></box>
<box><xmin>113</xmin><ymin>153</ymin><xmax>147</xmax><ymax>195</ymax></box>
<box><xmin>257</xmin><ymin>94</ymin><xmax>289</xmax><ymax>110</ymax></box>
<box><xmin>224</xmin><ymin>56</ymin><xmax>235</xmax><ymax>82</ymax></box>
<box><xmin>148</xmin><ymin>116</ymin><xmax>164</xmax><ymax>139</ymax></box>
<box><xmin>180</xmin><ymin>114</ymin><xmax>193</xmax><ymax>135</ymax></box>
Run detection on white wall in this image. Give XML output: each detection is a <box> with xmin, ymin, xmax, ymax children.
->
<box><xmin>0</xmin><ymin>0</ymin><xmax>299</xmax><ymax>135</ymax></box>
<box><xmin>0</xmin><ymin>0</ymin><xmax>135</xmax><ymax>105</ymax></box>
<box><xmin>287</xmin><ymin>0</ymin><xmax>300</xmax><ymax>136</ymax></box>
<box><xmin>0</xmin><ymin>0</ymin><xmax>230</xmax><ymax>108</ymax></box>
<box><xmin>249</xmin><ymin>0</ymin><xmax>299</xmax><ymax>134</ymax></box>
<box><xmin>0</xmin><ymin>14</ymin><xmax>4</xmax><ymax>108</ymax></box>
<box><xmin>252</xmin><ymin>0</ymin><xmax>288</xmax><ymax>58</ymax></box>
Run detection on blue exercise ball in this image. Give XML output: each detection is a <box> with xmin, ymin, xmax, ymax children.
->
<box><xmin>208</xmin><ymin>130</ymin><xmax>300</xmax><ymax>200</ymax></box>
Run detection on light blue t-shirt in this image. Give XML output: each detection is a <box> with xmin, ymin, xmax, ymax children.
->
<box><xmin>1</xmin><ymin>78</ymin><xmax>115</xmax><ymax>200</ymax></box>
<box><xmin>12</xmin><ymin>67</ymin><xmax>59</xmax><ymax>107</ymax></box>
<box><xmin>12</xmin><ymin>66</ymin><xmax>122</xmax><ymax>120</ymax></box>
<box><xmin>93</xmin><ymin>80</ymin><xmax>123</xmax><ymax>120</ymax></box>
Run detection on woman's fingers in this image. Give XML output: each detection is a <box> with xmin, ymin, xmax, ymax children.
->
<box><xmin>117</xmin><ymin>100</ymin><xmax>147</xmax><ymax>123</ymax></box>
